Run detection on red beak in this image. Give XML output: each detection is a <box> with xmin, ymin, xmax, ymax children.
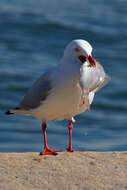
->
<box><xmin>88</xmin><ymin>55</ymin><xmax>96</xmax><ymax>67</ymax></box>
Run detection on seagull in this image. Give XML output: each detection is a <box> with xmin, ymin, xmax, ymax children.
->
<box><xmin>5</xmin><ymin>39</ymin><xmax>109</xmax><ymax>155</ymax></box>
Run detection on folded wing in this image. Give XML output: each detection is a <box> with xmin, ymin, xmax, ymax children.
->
<box><xmin>19</xmin><ymin>70</ymin><xmax>52</xmax><ymax>110</ymax></box>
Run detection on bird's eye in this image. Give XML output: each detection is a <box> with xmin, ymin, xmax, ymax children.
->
<box><xmin>78</xmin><ymin>55</ymin><xmax>87</xmax><ymax>63</ymax></box>
<box><xmin>75</xmin><ymin>48</ymin><xmax>80</xmax><ymax>52</ymax></box>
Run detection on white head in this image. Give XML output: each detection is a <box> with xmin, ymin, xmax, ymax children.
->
<box><xmin>63</xmin><ymin>39</ymin><xmax>96</xmax><ymax>67</ymax></box>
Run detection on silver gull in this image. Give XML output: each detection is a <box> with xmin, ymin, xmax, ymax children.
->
<box><xmin>5</xmin><ymin>39</ymin><xmax>110</xmax><ymax>155</ymax></box>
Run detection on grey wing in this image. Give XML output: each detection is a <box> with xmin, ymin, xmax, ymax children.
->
<box><xmin>19</xmin><ymin>70</ymin><xmax>52</xmax><ymax>110</ymax></box>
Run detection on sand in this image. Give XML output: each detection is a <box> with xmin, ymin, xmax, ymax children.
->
<box><xmin>0</xmin><ymin>152</ymin><xmax>127</xmax><ymax>190</ymax></box>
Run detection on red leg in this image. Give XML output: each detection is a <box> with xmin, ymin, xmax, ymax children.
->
<box><xmin>67</xmin><ymin>120</ymin><xmax>74</xmax><ymax>152</ymax></box>
<box><xmin>40</xmin><ymin>122</ymin><xmax>62</xmax><ymax>155</ymax></box>
<box><xmin>67</xmin><ymin>120</ymin><xmax>85</xmax><ymax>152</ymax></box>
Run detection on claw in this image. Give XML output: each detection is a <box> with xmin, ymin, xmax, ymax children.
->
<box><xmin>40</xmin><ymin>147</ymin><xmax>62</xmax><ymax>156</ymax></box>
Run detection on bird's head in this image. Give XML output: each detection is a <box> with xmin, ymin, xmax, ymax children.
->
<box><xmin>63</xmin><ymin>39</ymin><xmax>96</xmax><ymax>67</ymax></box>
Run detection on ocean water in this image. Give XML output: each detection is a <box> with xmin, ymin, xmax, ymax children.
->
<box><xmin>0</xmin><ymin>0</ymin><xmax>127</xmax><ymax>152</ymax></box>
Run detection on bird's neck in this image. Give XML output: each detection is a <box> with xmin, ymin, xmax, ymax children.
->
<box><xmin>54</xmin><ymin>55</ymin><xmax>81</xmax><ymax>85</ymax></box>
<box><xmin>60</xmin><ymin>54</ymin><xmax>76</xmax><ymax>65</ymax></box>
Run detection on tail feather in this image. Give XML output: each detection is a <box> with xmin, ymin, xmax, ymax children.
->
<box><xmin>5</xmin><ymin>107</ymin><xmax>31</xmax><ymax>116</ymax></box>
<box><xmin>5</xmin><ymin>110</ymin><xmax>14</xmax><ymax>115</ymax></box>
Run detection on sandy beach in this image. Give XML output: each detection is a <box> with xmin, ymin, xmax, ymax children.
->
<box><xmin>0</xmin><ymin>151</ymin><xmax>127</xmax><ymax>190</ymax></box>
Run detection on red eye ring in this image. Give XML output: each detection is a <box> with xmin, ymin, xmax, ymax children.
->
<box><xmin>75</xmin><ymin>48</ymin><xmax>80</xmax><ymax>52</ymax></box>
<box><xmin>78</xmin><ymin>55</ymin><xmax>87</xmax><ymax>63</ymax></box>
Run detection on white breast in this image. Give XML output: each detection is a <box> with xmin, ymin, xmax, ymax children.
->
<box><xmin>32</xmin><ymin>80</ymin><xmax>82</xmax><ymax>121</ymax></box>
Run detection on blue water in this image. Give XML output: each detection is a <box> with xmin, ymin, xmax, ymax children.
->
<box><xmin>0</xmin><ymin>0</ymin><xmax>127</xmax><ymax>152</ymax></box>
